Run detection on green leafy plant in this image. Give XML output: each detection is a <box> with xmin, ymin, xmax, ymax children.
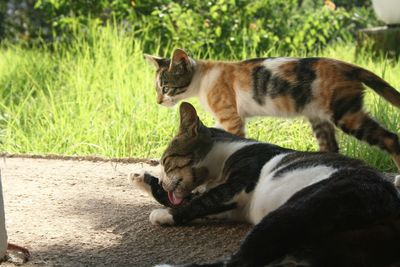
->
<box><xmin>2</xmin><ymin>0</ymin><xmax>379</xmax><ymax>56</ymax></box>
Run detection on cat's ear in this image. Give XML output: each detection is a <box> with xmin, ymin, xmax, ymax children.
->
<box><xmin>179</xmin><ymin>102</ymin><xmax>202</xmax><ymax>136</ymax></box>
<box><xmin>170</xmin><ymin>48</ymin><xmax>191</xmax><ymax>68</ymax></box>
<box><xmin>144</xmin><ymin>54</ymin><xmax>169</xmax><ymax>69</ymax></box>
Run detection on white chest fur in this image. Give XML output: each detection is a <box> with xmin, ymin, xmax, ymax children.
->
<box><xmin>248</xmin><ymin>155</ymin><xmax>336</xmax><ymax>224</ymax></box>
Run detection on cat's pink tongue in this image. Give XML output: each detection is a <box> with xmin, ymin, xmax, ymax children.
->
<box><xmin>168</xmin><ymin>191</ymin><xmax>183</xmax><ymax>206</ymax></box>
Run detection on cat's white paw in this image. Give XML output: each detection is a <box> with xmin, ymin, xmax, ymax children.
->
<box><xmin>150</xmin><ymin>208</ymin><xmax>174</xmax><ymax>226</ymax></box>
<box><xmin>128</xmin><ymin>171</ymin><xmax>152</xmax><ymax>195</ymax></box>
<box><xmin>395</xmin><ymin>175</ymin><xmax>400</xmax><ymax>188</ymax></box>
<box><xmin>192</xmin><ymin>184</ymin><xmax>207</xmax><ymax>194</ymax></box>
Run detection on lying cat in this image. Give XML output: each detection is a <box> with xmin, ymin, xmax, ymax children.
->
<box><xmin>145</xmin><ymin>49</ymin><xmax>400</xmax><ymax>170</ymax></box>
<box><xmin>131</xmin><ymin>102</ymin><xmax>400</xmax><ymax>267</ymax></box>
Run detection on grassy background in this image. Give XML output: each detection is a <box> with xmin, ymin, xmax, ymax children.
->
<box><xmin>0</xmin><ymin>25</ymin><xmax>399</xmax><ymax>171</ymax></box>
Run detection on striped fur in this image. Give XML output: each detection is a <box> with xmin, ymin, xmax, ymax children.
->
<box><xmin>135</xmin><ymin>103</ymin><xmax>400</xmax><ymax>267</ymax></box>
<box><xmin>145</xmin><ymin>49</ymin><xmax>400</xmax><ymax>169</ymax></box>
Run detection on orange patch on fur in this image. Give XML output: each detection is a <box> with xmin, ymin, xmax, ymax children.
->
<box><xmin>197</xmin><ymin>60</ymin><xmax>216</xmax><ymax>75</ymax></box>
<box><xmin>278</xmin><ymin>61</ymin><xmax>298</xmax><ymax>84</ymax></box>
<box><xmin>226</xmin><ymin>115</ymin><xmax>245</xmax><ymax>136</ymax></box>
<box><xmin>233</xmin><ymin>65</ymin><xmax>253</xmax><ymax>91</ymax></box>
<box><xmin>383</xmin><ymin>137</ymin><xmax>396</xmax><ymax>150</ymax></box>
<box><xmin>206</xmin><ymin>65</ymin><xmax>244</xmax><ymax>136</ymax></box>
<box><xmin>273</xmin><ymin>96</ymin><xmax>296</xmax><ymax>113</ymax></box>
<box><xmin>314</xmin><ymin>59</ymin><xmax>364</xmax><ymax>113</ymax></box>
<box><xmin>339</xmin><ymin>111</ymin><xmax>365</xmax><ymax>130</ymax></box>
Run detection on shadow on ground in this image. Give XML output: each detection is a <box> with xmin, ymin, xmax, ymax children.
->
<box><xmin>36</xmin><ymin>198</ymin><xmax>250</xmax><ymax>267</ymax></box>
<box><xmin>0</xmin><ymin>157</ymin><xmax>250</xmax><ymax>267</ymax></box>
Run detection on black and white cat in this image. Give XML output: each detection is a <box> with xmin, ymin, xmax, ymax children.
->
<box><xmin>131</xmin><ymin>102</ymin><xmax>400</xmax><ymax>267</ymax></box>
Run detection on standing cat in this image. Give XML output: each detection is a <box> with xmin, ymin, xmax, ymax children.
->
<box><xmin>131</xmin><ymin>102</ymin><xmax>400</xmax><ymax>267</ymax></box>
<box><xmin>145</xmin><ymin>49</ymin><xmax>400</xmax><ymax>169</ymax></box>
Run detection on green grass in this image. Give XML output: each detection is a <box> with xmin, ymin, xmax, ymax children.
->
<box><xmin>0</xmin><ymin>25</ymin><xmax>399</xmax><ymax>171</ymax></box>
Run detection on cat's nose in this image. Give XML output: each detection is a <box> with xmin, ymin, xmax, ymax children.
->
<box><xmin>157</xmin><ymin>98</ymin><xmax>163</xmax><ymax>104</ymax></box>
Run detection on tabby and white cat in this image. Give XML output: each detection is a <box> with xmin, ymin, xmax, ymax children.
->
<box><xmin>145</xmin><ymin>49</ymin><xmax>400</xmax><ymax>169</ymax></box>
<box><xmin>131</xmin><ymin>102</ymin><xmax>400</xmax><ymax>267</ymax></box>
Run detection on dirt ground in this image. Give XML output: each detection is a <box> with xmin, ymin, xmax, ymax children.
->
<box><xmin>0</xmin><ymin>156</ymin><xmax>250</xmax><ymax>267</ymax></box>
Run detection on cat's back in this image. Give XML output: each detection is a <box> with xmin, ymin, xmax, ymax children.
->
<box><xmin>248</xmin><ymin>150</ymin><xmax>376</xmax><ymax>224</ymax></box>
<box><xmin>197</xmin><ymin>56</ymin><xmax>364</xmax><ymax>120</ymax></box>
<box><xmin>237</xmin><ymin>56</ymin><xmax>363</xmax><ymax>118</ymax></box>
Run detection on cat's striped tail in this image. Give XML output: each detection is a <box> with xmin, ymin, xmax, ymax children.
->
<box><xmin>357</xmin><ymin>67</ymin><xmax>400</xmax><ymax>108</ymax></box>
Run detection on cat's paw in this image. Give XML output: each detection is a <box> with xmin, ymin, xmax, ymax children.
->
<box><xmin>150</xmin><ymin>208</ymin><xmax>174</xmax><ymax>226</ymax></box>
<box><xmin>128</xmin><ymin>171</ymin><xmax>152</xmax><ymax>195</ymax></box>
<box><xmin>395</xmin><ymin>175</ymin><xmax>400</xmax><ymax>188</ymax></box>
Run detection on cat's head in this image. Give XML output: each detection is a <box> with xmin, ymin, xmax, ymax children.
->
<box><xmin>144</xmin><ymin>49</ymin><xmax>194</xmax><ymax>107</ymax></box>
<box><xmin>159</xmin><ymin>102</ymin><xmax>212</xmax><ymax>203</ymax></box>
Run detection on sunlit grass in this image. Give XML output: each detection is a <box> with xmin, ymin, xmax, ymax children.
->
<box><xmin>0</xmin><ymin>24</ymin><xmax>399</xmax><ymax>171</ymax></box>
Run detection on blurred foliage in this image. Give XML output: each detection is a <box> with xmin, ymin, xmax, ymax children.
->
<box><xmin>1</xmin><ymin>0</ymin><xmax>380</xmax><ymax>55</ymax></box>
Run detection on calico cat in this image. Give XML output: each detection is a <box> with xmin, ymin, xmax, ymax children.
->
<box><xmin>145</xmin><ymin>49</ymin><xmax>400</xmax><ymax>169</ymax></box>
<box><xmin>131</xmin><ymin>102</ymin><xmax>400</xmax><ymax>267</ymax></box>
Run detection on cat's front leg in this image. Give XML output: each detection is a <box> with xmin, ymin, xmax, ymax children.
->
<box><xmin>150</xmin><ymin>208</ymin><xmax>174</xmax><ymax>226</ymax></box>
<box><xmin>149</xmin><ymin>207</ymin><xmax>238</xmax><ymax>226</ymax></box>
<box><xmin>149</xmin><ymin>175</ymin><xmax>245</xmax><ymax>226</ymax></box>
<box><xmin>129</xmin><ymin>171</ymin><xmax>172</xmax><ymax>207</ymax></box>
<box><xmin>128</xmin><ymin>171</ymin><xmax>153</xmax><ymax>195</ymax></box>
<box><xmin>217</xmin><ymin>113</ymin><xmax>245</xmax><ymax>137</ymax></box>
<box><xmin>206</xmin><ymin>89</ymin><xmax>245</xmax><ymax>137</ymax></box>
<box><xmin>170</xmin><ymin>183</ymin><xmax>242</xmax><ymax>225</ymax></box>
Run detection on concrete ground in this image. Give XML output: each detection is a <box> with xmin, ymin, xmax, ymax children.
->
<box><xmin>0</xmin><ymin>156</ymin><xmax>250</xmax><ymax>267</ymax></box>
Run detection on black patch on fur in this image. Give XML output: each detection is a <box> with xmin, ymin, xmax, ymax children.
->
<box><xmin>331</xmin><ymin>94</ymin><xmax>363</xmax><ymax>123</ymax></box>
<box><xmin>272</xmin><ymin>152</ymin><xmax>366</xmax><ymax>179</ymax></box>
<box><xmin>143</xmin><ymin>173</ymin><xmax>173</xmax><ymax>207</ymax></box>
<box><xmin>260</xmin><ymin>58</ymin><xmax>317</xmax><ymax>111</ymax></box>
<box><xmin>350</xmin><ymin>117</ymin><xmax>400</xmax><ymax>154</ymax></box>
<box><xmin>223</xmin><ymin>144</ymin><xmax>291</xmax><ymax>192</ymax></box>
<box><xmin>344</xmin><ymin>67</ymin><xmax>362</xmax><ymax>80</ymax></box>
<box><xmin>252</xmin><ymin>66</ymin><xmax>272</xmax><ymax>105</ymax></box>
<box><xmin>268</xmin><ymin>76</ymin><xmax>291</xmax><ymax>97</ymax></box>
<box><xmin>289</xmin><ymin>58</ymin><xmax>318</xmax><ymax>110</ymax></box>
<box><xmin>345</xmin><ymin>67</ymin><xmax>386</xmax><ymax>94</ymax></box>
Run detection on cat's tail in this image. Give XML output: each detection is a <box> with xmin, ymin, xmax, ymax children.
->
<box><xmin>357</xmin><ymin>67</ymin><xmax>400</xmax><ymax>108</ymax></box>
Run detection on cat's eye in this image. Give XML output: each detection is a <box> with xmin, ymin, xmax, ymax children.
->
<box><xmin>162</xmin><ymin>86</ymin><xmax>169</xmax><ymax>94</ymax></box>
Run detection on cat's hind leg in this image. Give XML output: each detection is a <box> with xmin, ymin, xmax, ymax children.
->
<box><xmin>309</xmin><ymin>118</ymin><xmax>339</xmax><ymax>152</ymax></box>
<box><xmin>333</xmin><ymin>110</ymin><xmax>400</xmax><ymax>170</ymax></box>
